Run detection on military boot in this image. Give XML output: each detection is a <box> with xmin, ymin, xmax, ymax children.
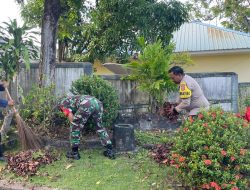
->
<box><xmin>66</xmin><ymin>151</ymin><xmax>80</xmax><ymax>160</ymax></box>
<box><xmin>66</xmin><ymin>145</ymin><xmax>80</xmax><ymax>160</ymax></box>
<box><xmin>0</xmin><ymin>136</ymin><xmax>5</xmax><ymax>161</ymax></box>
<box><xmin>103</xmin><ymin>144</ymin><xmax>115</xmax><ymax>159</ymax></box>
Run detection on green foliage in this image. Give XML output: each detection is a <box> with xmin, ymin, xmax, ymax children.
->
<box><xmin>19</xmin><ymin>85</ymin><xmax>64</xmax><ymax>127</ymax></box>
<box><xmin>57</xmin><ymin>0</ymin><xmax>89</xmax><ymax>59</ymax></box>
<box><xmin>0</xmin><ymin>19</ymin><xmax>39</xmax><ymax>80</ymax></box>
<box><xmin>70</xmin><ymin>53</ymin><xmax>90</xmax><ymax>62</ymax></box>
<box><xmin>87</xmin><ymin>0</ymin><xmax>188</xmax><ymax>62</ymax></box>
<box><xmin>20</xmin><ymin>0</ymin><xmax>44</xmax><ymax>26</ymax></box>
<box><xmin>135</xmin><ymin>130</ymin><xmax>173</xmax><ymax>145</ymax></box>
<box><xmin>70</xmin><ymin>75</ymin><xmax>119</xmax><ymax>129</ymax></box>
<box><xmin>21</xmin><ymin>0</ymin><xmax>89</xmax><ymax>61</ymax></box>
<box><xmin>245</xmin><ymin>96</ymin><xmax>250</xmax><ymax>107</ymax></box>
<box><xmin>124</xmin><ymin>40</ymin><xmax>177</xmax><ymax>112</ymax></box>
<box><xmin>188</xmin><ymin>0</ymin><xmax>250</xmax><ymax>32</ymax></box>
<box><xmin>172</xmin><ymin>107</ymin><xmax>249</xmax><ymax>189</ymax></box>
<box><xmin>20</xmin><ymin>0</ymin><xmax>188</xmax><ymax>62</ymax></box>
<box><xmin>31</xmin><ymin>149</ymin><xmax>45</xmax><ymax>159</ymax></box>
<box><xmin>171</xmin><ymin>52</ymin><xmax>193</xmax><ymax>66</ymax></box>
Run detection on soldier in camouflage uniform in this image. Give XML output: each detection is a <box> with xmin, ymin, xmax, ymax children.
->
<box><xmin>59</xmin><ymin>95</ymin><xmax>115</xmax><ymax>160</ymax></box>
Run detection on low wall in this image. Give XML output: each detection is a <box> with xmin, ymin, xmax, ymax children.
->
<box><xmin>101</xmin><ymin>72</ymin><xmax>239</xmax><ymax>113</ymax></box>
<box><xmin>10</xmin><ymin>62</ymin><xmax>92</xmax><ymax>99</ymax></box>
<box><xmin>239</xmin><ymin>82</ymin><xmax>250</xmax><ymax>110</ymax></box>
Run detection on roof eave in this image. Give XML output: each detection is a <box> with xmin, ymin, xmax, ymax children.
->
<box><xmin>174</xmin><ymin>48</ymin><xmax>250</xmax><ymax>56</ymax></box>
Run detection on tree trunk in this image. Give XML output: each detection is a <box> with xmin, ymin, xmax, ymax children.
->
<box><xmin>39</xmin><ymin>0</ymin><xmax>61</xmax><ymax>87</ymax></box>
<box><xmin>58</xmin><ymin>39</ymin><xmax>65</xmax><ymax>63</ymax></box>
<box><xmin>243</xmin><ymin>16</ymin><xmax>250</xmax><ymax>33</ymax></box>
<box><xmin>96</xmin><ymin>0</ymin><xmax>99</xmax><ymax>7</ymax></box>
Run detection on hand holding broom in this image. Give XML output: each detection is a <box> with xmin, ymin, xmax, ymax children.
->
<box><xmin>4</xmin><ymin>87</ymin><xmax>42</xmax><ymax>150</ymax></box>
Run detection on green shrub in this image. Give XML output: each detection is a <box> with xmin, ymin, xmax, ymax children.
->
<box><xmin>70</xmin><ymin>75</ymin><xmax>119</xmax><ymax>129</ymax></box>
<box><xmin>135</xmin><ymin>130</ymin><xmax>173</xmax><ymax>145</ymax></box>
<box><xmin>19</xmin><ymin>85</ymin><xmax>65</xmax><ymax>128</ymax></box>
<box><xmin>171</xmin><ymin>107</ymin><xmax>249</xmax><ymax>189</ymax></box>
<box><xmin>124</xmin><ymin>40</ymin><xmax>177</xmax><ymax>112</ymax></box>
<box><xmin>70</xmin><ymin>53</ymin><xmax>90</xmax><ymax>62</ymax></box>
<box><xmin>245</xmin><ymin>96</ymin><xmax>250</xmax><ymax>107</ymax></box>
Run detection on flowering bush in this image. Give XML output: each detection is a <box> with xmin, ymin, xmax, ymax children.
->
<box><xmin>171</xmin><ymin>107</ymin><xmax>249</xmax><ymax>189</ymax></box>
<box><xmin>245</xmin><ymin>97</ymin><xmax>250</xmax><ymax>122</ymax></box>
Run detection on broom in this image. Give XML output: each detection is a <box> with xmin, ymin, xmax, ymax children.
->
<box><xmin>5</xmin><ymin>88</ymin><xmax>43</xmax><ymax>150</ymax></box>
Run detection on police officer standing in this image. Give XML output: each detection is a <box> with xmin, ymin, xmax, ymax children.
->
<box><xmin>168</xmin><ymin>66</ymin><xmax>209</xmax><ymax>117</ymax></box>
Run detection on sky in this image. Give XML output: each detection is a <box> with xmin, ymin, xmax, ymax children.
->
<box><xmin>0</xmin><ymin>0</ymin><xmax>23</xmax><ymax>24</ymax></box>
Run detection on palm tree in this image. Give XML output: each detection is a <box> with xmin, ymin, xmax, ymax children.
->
<box><xmin>0</xmin><ymin>19</ymin><xmax>39</xmax><ymax>80</ymax></box>
<box><xmin>0</xmin><ymin>19</ymin><xmax>39</xmax><ymax>97</ymax></box>
<box><xmin>125</xmin><ymin>40</ymin><xmax>176</xmax><ymax>113</ymax></box>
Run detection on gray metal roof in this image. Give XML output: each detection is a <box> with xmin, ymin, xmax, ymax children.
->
<box><xmin>172</xmin><ymin>21</ymin><xmax>250</xmax><ymax>54</ymax></box>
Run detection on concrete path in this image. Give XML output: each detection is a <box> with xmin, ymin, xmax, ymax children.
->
<box><xmin>0</xmin><ymin>179</ymin><xmax>61</xmax><ymax>190</ymax></box>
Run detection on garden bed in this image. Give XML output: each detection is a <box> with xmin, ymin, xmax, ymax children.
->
<box><xmin>116</xmin><ymin>112</ymin><xmax>181</xmax><ymax>131</ymax></box>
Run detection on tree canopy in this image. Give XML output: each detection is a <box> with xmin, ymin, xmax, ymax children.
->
<box><xmin>20</xmin><ymin>0</ymin><xmax>189</xmax><ymax>63</ymax></box>
<box><xmin>86</xmin><ymin>0</ymin><xmax>188</xmax><ymax>62</ymax></box>
<box><xmin>188</xmin><ymin>0</ymin><xmax>250</xmax><ymax>33</ymax></box>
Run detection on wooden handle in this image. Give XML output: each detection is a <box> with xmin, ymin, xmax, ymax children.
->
<box><xmin>5</xmin><ymin>88</ymin><xmax>17</xmax><ymax>112</ymax></box>
<box><xmin>5</xmin><ymin>87</ymin><xmax>12</xmax><ymax>100</ymax></box>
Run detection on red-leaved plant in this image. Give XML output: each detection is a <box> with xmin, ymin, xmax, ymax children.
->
<box><xmin>171</xmin><ymin>107</ymin><xmax>249</xmax><ymax>190</ymax></box>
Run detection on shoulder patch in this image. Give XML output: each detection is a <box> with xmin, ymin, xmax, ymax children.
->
<box><xmin>179</xmin><ymin>82</ymin><xmax>192</xmax><ymax>99</ymax></box>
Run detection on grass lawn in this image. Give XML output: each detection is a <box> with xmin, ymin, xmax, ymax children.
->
<box><xmin>0</xmin><ymin>147</ymin><xmax>178</xmax><ymax>190</ymax></box>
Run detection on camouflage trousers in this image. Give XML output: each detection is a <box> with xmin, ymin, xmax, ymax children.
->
<box><xmin>70</xmin><ymin>98</ymin><xmax>112</xmax><ymax>147</ymax></box>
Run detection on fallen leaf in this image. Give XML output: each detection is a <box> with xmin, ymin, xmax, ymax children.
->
<box><xmin>0</xmin><ymin>166</ymin><xmax>4</xmax><ymax>172</ymax></box>
<box><xmin>162</xmin><ymin>159</ymin><xmax>169</xmax><ymax>164</ymax></box>
<box><xmin>96</xmin><ymin>181</ymin><xmax>101</xmax><ymax>185</ymax></box>
<box><xmin>65</xmin><ymin>164</ymin><xmax>73</xmax><ymax>170</ymax></box>
<box><xmin>141</xmin><ymin>175</ymin><xmax>149</xmax><ymax>182</ymax></box>
<box><xmin>5</xmin><ymin>150</ymin><xmax>57</xmax><ymax>177</ymax></box>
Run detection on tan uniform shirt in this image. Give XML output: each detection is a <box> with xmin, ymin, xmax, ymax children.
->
<box><xmin>175</xmin><ymin>75</ymin><xmax>209</xmax><ymax>115</ymax></box>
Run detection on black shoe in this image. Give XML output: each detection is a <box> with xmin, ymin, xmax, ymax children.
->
<box><xmin>66</xmin><ymin>151</ymin><xmax>80</xmax><ymax>160</ymax></box>
<box><xmin>0</xmin><ymin>136</ymin><xmax>4</xmax><ymax>159</ymax></box>
<box><xmin>103</xmin><ymin>149</ymin><xmax>116</xmax><ymax>159</ymax></box>
<box><xmin>0</xmin><ymin>145</ymin><xmax>5</xmax><ymax>161</ymax></box>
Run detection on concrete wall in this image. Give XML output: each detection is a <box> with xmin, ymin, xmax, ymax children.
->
<box><xmin>101</xmin><ymin>72</ymin><xmax>239</xmax><ymax>113</ymax></box>
<box><xmin>10</xmin><ymin>62</ymin><xmax>92</xmax><ymax>99</ymax></box>
<box><xmin>189</xmin><ymin>72</ymin><xmax>238</xmax><ymax>112</ymax></box>
<box><xmin>184</xmin><ymin>53</ymin><xmax>250</xmax><ymax>83</ymax></box>
<box><xmin>101</xmin><ymin>75</ymin><xmax>149</xmax><ymax>106</ymax></box>
<box><xmin>4</xmin><ymin>62</ymin><xmax>241</xmax><ymax>113</ymax></box>
<box><xmin>239</xmin><ymin>82</ymin><xmax>250</xmax><ymax>110</ymax></box>
<box><xmin>93</xmin><ymin>60</ymin><xmax>115</xmax><ymax>75</ymax></box>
